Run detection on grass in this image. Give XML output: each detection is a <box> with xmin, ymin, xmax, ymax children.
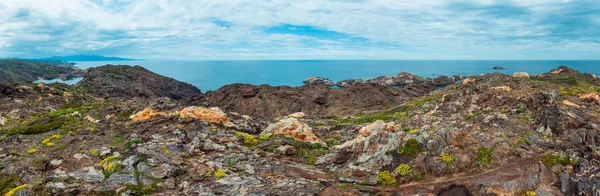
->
<box><xmin>330</xmin><ymin>94</ymin><xmax>442</xmax><ymax>126</ymax></box>
<box><xmin>541</xmin><ymin>151</ymin><xmax>579</xmax><ymax>168</ymax></box>
<box><xmin>477</xmin><ymin>147</ymin><xmax>493</xmax><ymax>165</ymax></box>
<box><xmin>125</xmin><ymin>138</ymin><xmax>144</xmax><ymax>151</ymax></box>
<box><xmin>398</xmin><ymin>138</ymin><xmax>421</xmax><ymax>158</ymax></box>
<box><xmin>0</xmin><ymin>173</ymin><xmax>19</xmax><ymax>195</ymax></box>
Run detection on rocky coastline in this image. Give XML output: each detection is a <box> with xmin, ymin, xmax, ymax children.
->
<box><xmin>0</xmin><ymin>61</ymin><xmax>598</xmax><ymax>195</ymax></box>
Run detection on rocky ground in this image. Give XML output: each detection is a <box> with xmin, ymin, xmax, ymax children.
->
<box><xmin>0</xmin><ymin>64</ymin><xmax>598</xmax><ymax>195</ymax></box>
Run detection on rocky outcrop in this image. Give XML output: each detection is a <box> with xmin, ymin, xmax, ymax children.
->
<box><xmin>303</xmin><ymin>76</ymin><xmax>335</xmax><ymax>86</ymax></box>
<box><xmin>179</xmin><ymin>106</ymin><xmax>233</xmax><ymax>126</ymax></box>
<box><xmin>198</xmin><ymin>83</ymin><xmax>435</xmax><ymax>118</ymax></box>
<box><xmin>261</xmin><ymin>117</ymin><xmax>325</xmax><ymax>146</ymax></box>
<box><xmin>75</xmin><ymin>65</ymin><xmax>201</xmax><ymax>100</ymax></box>
<box><xmin>432</xmin><ymin>75</ymin><xmax>455</xmax><ymax>86</ymax></box>
<box><xmin>317</xmin><ymin>120</ymin><xmax>405</xmax><ymax>184</ymax></box>
<box><xmin>493</xmin><ymin>66</ymin><xmax>507</xmax><ymax>69</ymax></box>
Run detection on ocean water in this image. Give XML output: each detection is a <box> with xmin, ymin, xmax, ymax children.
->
<box><xmin>38</xmin><ymin>60</ymin><xmax>600</xmax><ymax>92</ymax></box>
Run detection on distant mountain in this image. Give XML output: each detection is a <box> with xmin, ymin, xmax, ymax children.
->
<box><xmin>39</xmin><ymin>55</ymin><xmax>138</xmax><ymax>61</ymax></box>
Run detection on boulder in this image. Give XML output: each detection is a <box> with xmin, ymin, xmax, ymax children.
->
<box><xmin>130</xmin><ymin>108</ymin><xmax>168</xmax><ymax>122</ymax></box>
<box><xmin>303</xmin><ymin>76</ymin><xmax>335</xmax><ymax>86</ymax></box>
<box><xmin>261</xmin><ymin>118</ymin><xmax>325</xmax><ymax>146</ymax></box>
<box><xmin>317</xmin><ymin>120</ymin><xmax>404</xmax><ymax>184</ymax></box>
<box><xmin>579</xmin><ymin>92</ymin><xmax>600</xmax><ymax>104</ymax></box>
<box><xmin>493</xmin><ymin>66</ymin><xmax>507</xmax><ymax>70</ymax></box>
<box><xmin>276</xmin><ymin>145</ymin><xmax>297</xmax><ymax>155</ymax></box>
<box><xmin>513</xmin><ymin>72</ymin><xmax>530</xmax><ymax>78</ymax></box>
<box><xmin>180</xmin><ymin>106</ymin><xmax>232</xmax><ymax>126</ymax></box>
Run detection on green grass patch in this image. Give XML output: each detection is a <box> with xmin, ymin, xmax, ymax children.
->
<box><xmin>477</xmin><ymin>147</ymin><xmax>493</xmax><ymax>165</ymax></box>
<box><xmin>398</xmin><ymin>138</ymin><xmax>421</xmax><ymax>159</ymax></box>
<box><xmin>542</xmin><ymin>151</ymin><xmax>579</xmax><ymax>168</ymax></box>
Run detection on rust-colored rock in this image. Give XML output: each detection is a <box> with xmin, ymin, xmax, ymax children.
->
<box><xmin>579</xmin><ymin>92</ymin><xmax>600</xmax><ymax>104</ymax></box>
<box><xmin>180</xmin><ymin>106</ymin><xmax>232</xmax><ymax>126</ymax></box>
<box><xmin>513</xmin><ymin>72</ymin><xmax>530</xmax><ymax>78</ymax></box>
<box><xmin>130</xmin><ymin>108</ymin><xmax>168</xmax><ymax>122</ymax></box>
<box><xmin>261</xmin><ymin>118</ymin><xmax>325</xmax><ymax>146</ymax></box>
<box><xmin>286</xmin><ymin>112</ymin><xmax>306</xmax><ymax>119</ymax></box>
<box><xmin>461</xmin><ymin>78</ymin><xmax>475</xmax><ymax>85</ymax></box>
<box><xmin>492</xmin><ymin>86</ymin><xmax>511</xmax><ymax>92</ymax></box>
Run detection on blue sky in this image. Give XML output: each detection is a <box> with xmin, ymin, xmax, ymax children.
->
<box><xmin>0</xmin><ymin>0</ymin><xmax>599</xmax><ymax>60</ymax></box>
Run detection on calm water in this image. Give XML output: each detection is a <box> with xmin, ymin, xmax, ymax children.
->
<box><xmin>37</xmin><ymin>60</ymin><xmax>600</xmax><ymax>91</ymax></box>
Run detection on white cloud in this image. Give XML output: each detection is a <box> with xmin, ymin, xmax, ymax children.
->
<box><xmin>0</xmin><ymin>0</ymin><xmax>598</xmax><ymax>59</ymax></box>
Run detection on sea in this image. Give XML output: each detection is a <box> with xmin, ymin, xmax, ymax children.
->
<box><xmin>35</xmin><ymin>60</ymin><xmax>600</xmax><ymax>92</ymax></box>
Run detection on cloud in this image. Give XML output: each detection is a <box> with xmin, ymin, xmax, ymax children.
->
<box><xmin>0</xmin><ymin>0</ymin><xmax>598</xmax><ymax>59</ymax></box>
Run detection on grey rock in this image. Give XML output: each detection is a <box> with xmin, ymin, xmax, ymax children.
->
<box><xmin>559</xmin><ymin>172</ymin><xmax>570</xmax><ymax>193</ymax></box>
<box><xmin>104</xmin><ymin>173</ymin><xmax>137</xmax><ymax>186</ymax></box>
<box><xmin>144</xmin><ymin>164</ymin><xmax>174</xmax><ymax>179</ymax></box>
<box><xmin>303</xmin><ymin>76</ymin><xmax>335</xmax><ymax>86</ymax></box>
<box><xmin>70</xmin><ymin>166</ymin><xmax>104</xmax><ymax>183</ymax></box>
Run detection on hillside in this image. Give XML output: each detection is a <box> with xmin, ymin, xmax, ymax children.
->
<box><xmin>0</xmin><ymin>66</ymin><xmax>597</xmax><ymax>195</ymax></box>
<box><xmin>0</xmin><ymin>59</ymin><xmax>81</xmax><ymax>83</ymax></box>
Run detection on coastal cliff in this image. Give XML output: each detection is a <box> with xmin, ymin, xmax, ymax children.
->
<box><xmin>0</xmin><ymin>65</ymin><xmax>598</xmax><ymax>195</ymax></box>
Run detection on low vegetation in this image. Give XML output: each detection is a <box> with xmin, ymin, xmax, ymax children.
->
<box><xmin>377</xmin><ymin>170</ymin><xmax>396</xmax><ymax>186</ymax></box>
<box><xmin>398</xmin><ymin>138</ymin><xmax>421</xmax><ymax>158</ymax></box>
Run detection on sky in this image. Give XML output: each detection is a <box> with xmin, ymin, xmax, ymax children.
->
<box><xmin>0</xmin><ymin>0</ymin><xmax>599</xmax><ymax>60</ymax></box>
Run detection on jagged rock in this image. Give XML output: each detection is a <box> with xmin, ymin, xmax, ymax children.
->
<box><xmin>180</xmin><ymin>106</ymin><xmax>233</xmax><ymax>126</ymax></box>
<box><xmin>200</xmin><ymin>83</ymin><xmax>434</xmax><ymax>118</ymax></box>
<box><xmin>98</xmin><ymin>146</ymin><xmax>112</xmax><ymax>158</ymax></box>
<box><xmin>513</xmin><ymin>72</ymin><xmax>530</xmax><ymax>78</ymax></box>
<box><xmin>69</xmin><ymin>166</ymin><xmax>104</xmax><ymax>183</ymax></box>
<box><xmin>130</xmin><ymin>108</ymin><xmax>168</xmax><ymax>122</ymax></box>
<box><xmin>262</xmin><ymin>118</ymin><xmax>325</xmax><ymax>146</ymax></box>
<box><xmin>318</xmin><ymin>120</ymin><xmax>404</xmax><ymax>184</ymax></box>
<box><xmin>104</xmin><ymin>173</ymin><xmax>137</xmax><ymax>186</ymax></box>
<box><xmin>201</xmin><ymin>140</ymin><xmax>226</xmax><ymax>152</ymax></box>
<box><xmin>144</xmin><ymin>163</ymin><xmax>175</xmax><ymax>179</ymax></box>
<box><xmin>303</xmin><ymin>76</ymin><xmax>335</xmax><ymax>86</ymax></box>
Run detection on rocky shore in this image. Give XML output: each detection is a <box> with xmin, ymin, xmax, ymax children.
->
<box><xmin>0</xmin><ymin>62</ymin><xmax>598</xmax><ymax>195</ymax></box>
<box><xmin>304</xmin><ymin>72</ymin><xmax>465</xmax><ymax>88</ymax></box>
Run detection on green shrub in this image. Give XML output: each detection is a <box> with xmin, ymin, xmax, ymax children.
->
<box><xmin>398</xmin><ymin>139</ymin><xmax>421</xmax><ymax>158</ymax></box>
<box><xmin>214</xmin><ymin>168</ymin><xmax>226</xmax><ymax>179</ymax></box>
<box><xmin>377</xmin><ymin>170</ymin><xmax>396</xmax><ymax>186</ymax></box>
<box><xmin>542</xmin><ymin>151</ymin><xmax>579</xmax><ymax>168</ymax></box>
<box><xmin>477</xmin><ymin>147</ymin><xmax>493</xmax><ymax>165</ymax></box>
<box><xmin>396</xmin><ymin>164</ymin><xmax>411</xmax><ymax>176</ymax></box>
<box><xmin>440</xmin><ymin>152</ymin><xmax>454</xmax><ymax>168</ymax></box>
<box><xmin>414</xmin><ymin>174</ymin><xmax>423</xmax><ymax>181</ymax></box>
<box><xmin>125</xmin><ymin>138</ymin><xmax>144</xmax><ymax>151</ymax></box>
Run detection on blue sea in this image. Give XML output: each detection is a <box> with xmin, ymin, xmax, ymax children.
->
<box><xmin>37</xmin><ymin>60</ymin><xmax>600</xmax><ymax>92</ymax></box>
